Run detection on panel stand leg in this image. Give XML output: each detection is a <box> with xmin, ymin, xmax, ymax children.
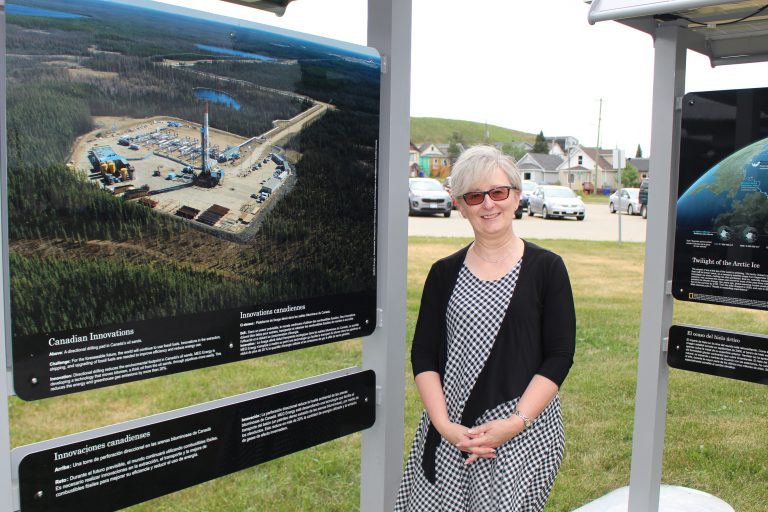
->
<box><xmin>360</xmin><ymin>0</ymin><xmax>411</xmax><ymax>510</ymax></box>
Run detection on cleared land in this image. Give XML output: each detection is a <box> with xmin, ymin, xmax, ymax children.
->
<box><xmin>68</xmin><ymin>102</ymin><xmax>328</xmax><ymax>237</ymax></box>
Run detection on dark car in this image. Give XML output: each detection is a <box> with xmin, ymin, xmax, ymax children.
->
<box><xmin>639</xmin><ymin>178</ymin><xmax>648</xmax><ymax>219</ymax></box>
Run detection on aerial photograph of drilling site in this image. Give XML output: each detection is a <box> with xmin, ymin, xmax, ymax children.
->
<box><xmin>5</xmin><ymin>0</ymin><xmax>381</xmax><ymax>340</ymax></box>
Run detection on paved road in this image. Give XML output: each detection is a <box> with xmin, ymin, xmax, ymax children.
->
<box><xmin>408</xmin><ymin>203</ymin><xmax>647</xmax><ymax>242</ymax></box>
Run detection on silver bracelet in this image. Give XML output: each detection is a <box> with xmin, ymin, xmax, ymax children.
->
<box><xmin>511</xmin><ymin>408</ymin><xmax>533</xmax><ymax>429</ymax></box>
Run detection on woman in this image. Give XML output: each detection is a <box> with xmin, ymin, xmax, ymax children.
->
<box><xmin>395</xmin><ymin>145</ymin><xmax>575</xmax><ymax>511</ymax></box>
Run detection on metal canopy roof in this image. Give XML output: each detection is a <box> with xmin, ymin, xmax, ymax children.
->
<box><xmin>588</xmin><ymin>0</ymin><xmax>768</xmax><ymax>66</ymax></box>
<box><xmin>220</xmin><ymin>0</ymin><xmax>295</xmax><ymax>16</ymax></box>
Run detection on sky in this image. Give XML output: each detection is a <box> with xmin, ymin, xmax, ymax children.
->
<box><xmin>155</xmin><ymin>0</ymin><xmax>768</xmax><ymax>157</ymax></box>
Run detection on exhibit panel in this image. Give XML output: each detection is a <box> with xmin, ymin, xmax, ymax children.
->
<box><xmin>12</xmin><ymin>369</ymin><xmax>375</xmax><ymax>512</ymax></box>
<box><xmin>673</xmin><ymin>87</ymin><xmax>768</xmax><ymax>311</ymax></box>
<box><xmin>668</xmin><ymin>325</ymin><xmax>768</xmax><ymax>385</ymax></box>
<box><xmin>3</xmin><ymin>0</ymin><xmax>381</xmax><ymax>400</ymax></box>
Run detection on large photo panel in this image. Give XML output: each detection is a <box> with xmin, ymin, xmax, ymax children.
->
<box><xmin>4</xmin><ymin>0</ymin><xmax>380</xmax><ymax>400</ymax></box>
<box><xmin>673</xmin><ymin>87</ymin><xmax>768</xmax><ymax>311</ymax></box>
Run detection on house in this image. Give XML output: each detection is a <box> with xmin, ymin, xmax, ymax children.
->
<box><xmin>560</xmin><ymin>147</ymin><xmax>617</xmax><ymax>191</ymax></box>
<box><xmin>516</xmin><ymin>153</ymin><xmax>564</xmax><ymax>184</ymax></box>
<box><xmin>409</xmin><ymin>142</ymin><xmax>420</xmax><ymax>177</ymax></box>
<box><xmin>418</xmin><ymin>143</ymin><xmax>451</xmax><ymax>178</ymax></box>
<box><xmin>627</xmin><ymin>157</ymin><xmax>650</xmax><ymax>179</ymax></box>
<box><xmin>546</xmin><ymin>136</ymin><xmax>579</xmax><ymax>156</ymax></box>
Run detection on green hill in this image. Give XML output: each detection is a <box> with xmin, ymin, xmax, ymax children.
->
<box><xmin>410</xmin><ymin>117</ymin><xmax>536</xmax><ymax>145</ymax></box>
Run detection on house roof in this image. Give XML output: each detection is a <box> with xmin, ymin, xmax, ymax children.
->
<box><xmin>418</xmin><ymin>143</ymin><xmax>444</xmax><ymax>157</ymax></box>
<box><xmin>627</xmin><ymin>157</ymin><xmax>650</xmax><ymax>172</ymax></box>
<box><xmin>581</xmin><ymin>147</ymin><xmax>614</xmax><ymax>170</ymax></box>
<box><xmin>521</xmin><ymin>153</ymin><xmax>564</xmax><ymax>170</ymax></box>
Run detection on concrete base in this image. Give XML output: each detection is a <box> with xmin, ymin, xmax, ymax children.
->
<box><xmin>573</xmin><ymin>485</ymin><xmax>734</xmax><ymax>512</ymax></box>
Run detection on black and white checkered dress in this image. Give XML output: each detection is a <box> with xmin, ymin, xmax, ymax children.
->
<box><xmin>395</xmin><ymin>260</ymin><xmax>565</xmax><ymax>512</ymax></box>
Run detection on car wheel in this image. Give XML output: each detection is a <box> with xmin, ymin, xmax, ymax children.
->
<box><xmin>542</xmin><ymin>206</ymin><xmax>548</xmax><ymax>219</ymax></box>
<box><xmin>444</xmin><ymin>210</ymin><xmax>451</xmax><ymax>218</ymax></box>
<box><xmin>641</xmin><ymin>205</ymin><xmax>647</xmax><ymax>219</ymax></box>
<box><xmin>609</xmin><ymin>202</ymin><xmax>616</xmax><ymax>213</ymax></box>
<box><xmin>576</xmin><ymin>214</ymin><xmax>585</xmax><ymax>221</ymax></box>
<box><xmin>628</xmin><ymin>204</ymin><xmax>634</xmax><ymax>215</ymax></box>
<box><xmin>528</xmin><ymin>207</ymin><xmax>534</xmax><ymax>217</ymax></box>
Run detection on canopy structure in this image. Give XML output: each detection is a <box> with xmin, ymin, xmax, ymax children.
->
<box><xmin>221</xmin><ymin>0</ymin><xmax>296</xmax><ymax>16</ymax></box>
<box><xmin>590</xmin><ymin>0</ymin><xmax>768</xmax><ymax>65</ymax></box>
<box><xmin>588</xmin><ymin>1</ymin><xmax>766</xmax><ymax>511</ymax></box>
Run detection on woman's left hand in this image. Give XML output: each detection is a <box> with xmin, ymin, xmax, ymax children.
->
<box><xmin>455</xmin><ymin>418</ymin><xmax>523</xmax><ymax>464</ymax></box>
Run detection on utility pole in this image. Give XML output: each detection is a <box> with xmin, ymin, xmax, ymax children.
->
<box><xmin>594</xmin><ymin>98</ymin><xmax>603</xmax><ymax>191</ymax></box>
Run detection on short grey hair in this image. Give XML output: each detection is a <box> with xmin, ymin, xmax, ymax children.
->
<box><xmin>450</xmin><ymin>145</ymin><xmax>521</xmax><ymax>199</ymax></box>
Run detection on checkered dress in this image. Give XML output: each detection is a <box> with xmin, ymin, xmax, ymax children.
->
<box><xmin>395</xmin><ymin>261</ymin><xmax>565</xmax><ymax>512</ymax></box>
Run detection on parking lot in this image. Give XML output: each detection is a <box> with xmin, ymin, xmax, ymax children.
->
<box><xmin>408</xmin><ymin>203</ymin><xmax>647</xmax><ymax>242</ymax></box>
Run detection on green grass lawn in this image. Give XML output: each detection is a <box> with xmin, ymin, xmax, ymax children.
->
<box><xmin>578</xmin><ymin>192</ymin><xmax>610</xmax><ymax>204</ymax></box>
<box><xmin>9</xmin><ymin>238</ymin><xmax>768</xmax><ymax>510</ymax></box>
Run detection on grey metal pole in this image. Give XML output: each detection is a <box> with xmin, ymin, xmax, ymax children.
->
<box><xmin>0</xmin><ymin>2</ymin><xmax>15</xmax><ymax>510</ymax></box>
<box><xmin>361</xmin><ymin>0</ymin><xmax>410</xmax><ymax>510</ymax></box>
<box><xmin>627</xmin><ymin>24</ymin><xmax>685</xmax><ymax>512</ymax></box>
<box><xmin>618</xmin><ymin>156</ymin><xmax>623</xmax><ymax>243</ymax></box>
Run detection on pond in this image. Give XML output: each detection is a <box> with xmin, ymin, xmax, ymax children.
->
<box><xmin>6</xmin><ymin>4</ymin><xmax>86</xmax><ymax>19</ymax></box>
<box><xmin>194</xmin><ymin>88</ymin><xmax>241</xmax><ymax>110</ymax></box>
<box><xmin>195</xmin><ymin>44</ymin><xmax>276</xmax><ymax>62</ymax></box>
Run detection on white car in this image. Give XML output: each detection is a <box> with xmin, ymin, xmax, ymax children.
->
<box><xmin>528</xmin><ymin>185</ymin><xmax>585</xmax><ymax>220</ymax></box>
<box><xmin>609</xmin><ymin>187</ymin><xmax>641</xmax><ymax>215</ymax></box>
<box><xmin>408</xmin><ymin>178</ymin><xmax>452</xmax><ymax>217</ymax></box>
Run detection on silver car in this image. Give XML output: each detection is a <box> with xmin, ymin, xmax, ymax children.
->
<box><xmin>609</xmin><ymin>187</ymin><xmax>641</xmax><ymax>215</ymax></box>
<box><xmin>409</xmin><ymin>178</ymin><xmax>452</xmax><ymax>217</ymax></box>
<box><xmin>528</xmin><ymin>185</ymin><xmax>585</xmax><ymax>220</ymax></box>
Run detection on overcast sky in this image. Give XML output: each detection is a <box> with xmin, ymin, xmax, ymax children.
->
<box><xmin>159</xmin><ymin>0</ymin><xmax>768</xmax><ymax>157</ymax></box>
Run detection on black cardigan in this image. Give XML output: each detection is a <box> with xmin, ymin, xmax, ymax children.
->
<box><xmin>410</xmin><ymin>240</ymin><xmax>575</xmax><ymax>482</ymax></box>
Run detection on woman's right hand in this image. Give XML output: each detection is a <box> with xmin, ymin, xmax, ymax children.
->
<box><xmin>436</xmin><ymin>421</ymin><xmax>471</xmax><ymax>447</ymax></box>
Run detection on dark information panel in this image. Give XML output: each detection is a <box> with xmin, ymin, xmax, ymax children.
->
<box><xmin>13</xmin><ymin>292</ymin><xmax>375</xmax><ymax>401</ymax></box>
<box><xmin>668</xmin><ymin>325</ymin><xmax>768</xmax><ymax>385</ymax></box>
<box><xmin>15</xmin><ymin>370</ymin><xmax>375</xmax><ymax>512</ymax></box>
<box><xmin>673</xmin><ymin>88</ymin><xmax>768</xmax><ymax>311</ymax></box>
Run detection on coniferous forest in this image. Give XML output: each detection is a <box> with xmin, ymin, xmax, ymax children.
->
<box><xmin>6</xmin><ymin>0</ymin><xmax>380</xmax><ymax>338</ymax></box>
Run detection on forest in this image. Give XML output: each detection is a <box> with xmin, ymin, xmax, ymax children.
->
<box><xmin>6</xmin><ymin>0</ymin><xmax>380</xmax><ymax>339</ymax></box>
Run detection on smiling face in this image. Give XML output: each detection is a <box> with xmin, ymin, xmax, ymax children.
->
<box><xmin>458</xmin><ymin>167</ymin><xmax>520</xmax><ymax>241</ymax></box>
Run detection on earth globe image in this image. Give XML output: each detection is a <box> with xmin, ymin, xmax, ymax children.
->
<box><xmin>677</xmin><ymin>136</ymin><xmax>768</xmax><ymax>242</ymax></box>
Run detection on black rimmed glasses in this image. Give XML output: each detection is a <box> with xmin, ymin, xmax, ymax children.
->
<box><xmin>461</xmin><ymin>186</ymin><xmax>517</xmax><ymax>206</ymax></box>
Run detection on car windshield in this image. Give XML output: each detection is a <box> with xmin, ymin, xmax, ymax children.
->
<box><xmin>625</xmin><ymin>189</ymin><xmax>639</xmax><ymax>199</ymax></box>
<box><xmin>411</xmin><ymin>180</ymin><xmax>443</xmax><ymax>192</ymax></box>
<box><xmin>522</xmin><ymin>182</ymin><xmax>536</xmax><ymax>192</ymax></box>
<box><xmin>544</xmin><ymin>188</ymin><xmax>576</xmax><ymax>198</ymax></box>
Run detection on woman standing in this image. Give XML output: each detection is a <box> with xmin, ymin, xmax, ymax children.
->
<box><xmin>395</xmin><ymin>145</ymin><xmax>575</xmax><ymax>511</ymax></box>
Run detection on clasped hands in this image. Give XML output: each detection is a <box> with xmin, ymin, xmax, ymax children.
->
<box><xmin>439</xmin><ymin>417</ymin><xmax>524</xmax><ymax>465</ymax></box>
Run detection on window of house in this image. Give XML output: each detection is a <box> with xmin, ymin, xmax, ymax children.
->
<box><xmin>442</xmin><ymin>159</ymin><xmax>448</xmax><ymax>166</ymax></box>
<box><xmin>577</xmin><ymin>155</ymin><xmax>583</xmax><ymax>165</ymax></box>
<box><xmin>569</xmin><ymin>173</ymin><xmax>575</xmax><ymax>183</ymax></box>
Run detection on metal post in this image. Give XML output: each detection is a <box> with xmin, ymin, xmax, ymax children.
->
<box><xmin>361</xmin><ymin>0</ymin><xmax>410</xmax><ymax>510</ymax></box>
<box><xmin>0</xmin><ymin>2</ymin><xmax>15</xmax><ymax>511</ymax></box>
<box><xmin>627</xmin><ymin>24</ymin><xmax>685</xmax><ymax>512</ymax></box>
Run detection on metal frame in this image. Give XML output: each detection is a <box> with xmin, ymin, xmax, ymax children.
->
<box><xmin>1</xmin><ymin>0</ymin><xmax>13</xmax><ymax>509</ymax></box>
<box><xmin>628</xmin><ymin>24</ymin><xmax>686</xmax><ymax>512</ymax></box>
<box><xmin>361</xmin><ymin>0</ymin><xmax>410</xmax><ymax>509</ymax></box>
<box><xmin>589</xmin><ymin>3</ymin><xmax>768</xmax><ymax>510</ymax></box>
<box><xmin>0</xmin><ymin>1</ymin><xmax>410</xmax><ymax>511</ymax></box>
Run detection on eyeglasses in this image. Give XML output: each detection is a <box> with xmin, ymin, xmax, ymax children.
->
<box><xmin>461</xmin><ymin>186</ymin><xmax>517</xmax><ymax>206</ymax></box>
